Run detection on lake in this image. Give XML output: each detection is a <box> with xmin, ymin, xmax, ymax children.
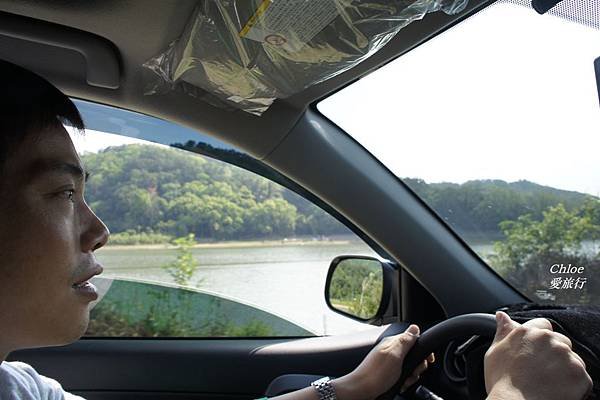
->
<box><xmin>93</xmin><ymin>240</ymin><xmax>502</xmax><ymax>335</ymax></box>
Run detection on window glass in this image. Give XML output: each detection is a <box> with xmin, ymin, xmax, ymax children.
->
<box><xmin>73</xmin><ymin>101</ymin><xmax>378</xmax><ymax>337</ymax></box>
<box><xmin>319</xmin><ymin>2</ymin><xmax>600</xmax><ymax>305</ymax></box>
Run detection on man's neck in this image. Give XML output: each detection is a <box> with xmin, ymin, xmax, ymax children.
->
<box><xmin>0</xmin><ymin>345</ymin><xmax>10</xmax><ymax>364</ymax></box>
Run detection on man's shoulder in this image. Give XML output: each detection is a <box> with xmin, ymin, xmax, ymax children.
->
<box><xmin>0</xmin><ymin>361</ymin><xmax>41</xmax><ymax>386</ymax></box>
<box><xmin>2</xmin><ymin>360</ymin><xmax>38</xmax><ymax>375</ymax></box>
<box><xmin>0</xmin><ymin>361</ymin><xmax>47</xmax><ymax>398</ymax></box>
<box><xmin>0</xmin><ymin>361</ymin><xmax>83</xmax><ymax>400</ymax></box>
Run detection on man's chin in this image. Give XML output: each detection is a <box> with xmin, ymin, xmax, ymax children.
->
<box><xmin>67</xmin><ymin>312</ymin><xmax>90</xmax><ymax>342</ymax></box>
<box><xmin>19</xmin><ymin>320</ymin><xmax>88</xmax><ymax>352</ymax></box>
<box><xmin>41</xmin><ymin>311</ymin><xmax>90</xmax><ymax>347</ymax></box>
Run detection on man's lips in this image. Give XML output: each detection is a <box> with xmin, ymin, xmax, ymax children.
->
<box><xmin>72</xmin><ymin>264</ymin><xmax>104</xmax><ymax>287</ymax></box>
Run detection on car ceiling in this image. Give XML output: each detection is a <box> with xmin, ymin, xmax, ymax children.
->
<box><xmin>0</xmin><ymin>0</ymin><xmax>492</xmax><ymax>159</ymax></box>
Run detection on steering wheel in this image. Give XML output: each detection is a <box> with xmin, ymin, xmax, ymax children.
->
<box><xmin>378</xmin><ymin>313</ymin><xmax>498</xmax><ymax>400</ymax></box>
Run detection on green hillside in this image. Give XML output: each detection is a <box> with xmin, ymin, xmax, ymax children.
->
<box><xmin>404</xmin><ymin>178</ymin><xmax>592</xmax><ymax>239</ymax></box>
<box><xmin>82</xmin><ymin>144</ymin><xmax>596</xmax><ymax>243</ymax></box>
<box><xmin>82</xmin><ymin>144</ymin><xmax>349</xmax><ymax>242</ymax></box>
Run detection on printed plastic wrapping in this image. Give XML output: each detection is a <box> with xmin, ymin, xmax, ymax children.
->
<box><xmin>144</xmin><ymin>0</ymin><xmax>469</xmax><ymax>116</ymax></box>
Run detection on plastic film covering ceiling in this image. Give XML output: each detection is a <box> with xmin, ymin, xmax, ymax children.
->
<box><xmin>144</xmin><ymin>0</ymin><xmax>469</xmax><ymax>116</ymax></box>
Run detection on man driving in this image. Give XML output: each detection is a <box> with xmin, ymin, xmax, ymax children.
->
<box><xmin>0</xmin><ymin>60</ymin><xmax>593</xmax><ymax>400</ymax></box>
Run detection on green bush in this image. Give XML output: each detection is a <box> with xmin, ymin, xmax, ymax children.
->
<box><xmin>108</xmin><ymin>229</ymin><xmax>172</xmax><ymax>245</ymax></box>
<box><xmin>329</xmin><ymin>260</ymin><xmax>383</xmax><ymax>319</ymax></box>
<box><xmin>162</xmin><ymin>234</ymin><xmax>199</xmax><ymax>286</ymax></box>
<box><xmin>87</xmin><ymin>300</ymin><xmax>275</xmax><ymax>337</ymax></box>
<box><xmin>490</xmin><ymin>199</ymin><xmax>600</xmax><ymax>304</ymax></box>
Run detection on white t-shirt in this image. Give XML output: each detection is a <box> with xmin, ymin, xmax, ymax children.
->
<box><xmin>0</xmin><ymin>361</ymin><xmax>84</xmax><ymax>400</ymax></box>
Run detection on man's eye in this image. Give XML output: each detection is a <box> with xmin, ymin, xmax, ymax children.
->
<box><xmin>61</xmin><ymin>189</ymin><xmax>75</xmax><ymax>202</ymax></box>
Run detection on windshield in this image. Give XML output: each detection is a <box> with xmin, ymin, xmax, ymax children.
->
<box><xmin>319</xmin><ymin>1</ymin><xmax>600</xmax><ymax>305</ymax></box>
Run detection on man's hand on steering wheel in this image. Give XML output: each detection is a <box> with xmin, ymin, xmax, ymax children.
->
<box><xmin>330</xmin><ymin>311</ymin><xmax>593</xmax><ymax>400</ymax></box>
<box><xmin>331</xmin><ymin>324</ymin><xmax>434</xmax><ymax>400</ymax></box>
<box><xmin>485</xmin><ymin>311</ymin><xmax>593</xmax><ymax>400</ymax></box>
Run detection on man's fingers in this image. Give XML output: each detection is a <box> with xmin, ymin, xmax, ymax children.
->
<box><xmin>401</xmin><ymin>357</ymin><xmax>432</xmax><ymax>392</ymax></box>
<box><xmin>522</xmin><ymin>317</ymin><xmax>554</xmax><ymax>331</ymax></box>
<box><xmin>552</xmin><ymin>332</ymin><xmax>573</xmax><ymax>349</ymax></box>
<box><xmin>379</xmin><ymin>324</ymin><xmax>420</xmax><ymax>362</ymax></box>
<box><xmin>493</xmin><ymin>311</ymin><xmax>520</xmax><ymax>344</ymax></box>
<box><xmin>412</xmin><ymin>359</ymin><xmax>428</xmax><ymax>376</ymax></box>
<box><xmin>495</xmin><ymin>315</ymin><xmax>584</xmax><ymax>371</ymax></box>
<box><xmin>400</xmin><ymin>375</ymin><xmax>418</xmax><ymax>392</ymax></box>
<box><xmin>401</xmin><ymin>360</ymin><xmax>428</xmax><ymax>392</ymax></box>
<box><xmin>571</xmin><ymin>350</ymin><xmax>587</xmax><ymax>370</ymax></box>
<box><xmin>406</xmin><ymin>324</ymin><xmax>420</xmax><ymax>336</ymax></box>
<box><xmin>502</xmin><ymin>316</ymin><xmax>574</xmax><ymax>350</ymax></box>
<box><xmin>384</xmin><ymin>324</ymin><xmax>419</xmax><ymax>345</ymax></box>
<box><xmin>427</xmin><ymin>353</ymin><xmax>435</xmax><ymax>363</ymax></box>
<box><xmin>398</xmin><ymin>325</ymin><xmax>419</xmax><ymax>357</ymax></box>
<box><xmin>382</xmin><ymin>325</ymin><xmax>427</xmax><ymax>393</ymax></box>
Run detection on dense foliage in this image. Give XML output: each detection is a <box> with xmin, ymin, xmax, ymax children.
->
<box><xmin>82</xmin><ymin>144</ymin><xmax>348</xmax><ymax>242</ymax></box>
<box><xmin>83</xmin><ymin>144</ymin><xmax>595</xmax><ymax>244</ymax></box>
<box><xmin>329</xmin><ymin>259</ymin><xmax>383</xmax><ymax>319</ymax></box>
<box><xmin>163</xmin><ymin>234</ymin><xmax>199</xmax><ymax>286</ymax></box>
<box><xmin>87</xmin><ymin>294</ymin><xmax>275</xmax><ymax>337</ymax></box>
<box><xmin>404</xmin><ymin>178</ymin><xmax>591</xmax><ymax>240</ymax></box>
<box><xmin>490</xmin><ymin>199</ymin><xmax>600</xmax><ymax>304</ymax></box>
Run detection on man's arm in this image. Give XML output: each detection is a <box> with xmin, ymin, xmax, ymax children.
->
<box><xmin>268</xmin><ymin>325</ymin><xmax>434</xmax><ymax>400</ymax></box>
<box><xmin>268</xmin><ymin>312</ymin><xmax>593</xmax><ymax>400</ymax></box>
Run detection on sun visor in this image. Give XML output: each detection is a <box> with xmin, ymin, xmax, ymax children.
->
<box><xmin>143</xmin><ymin>0</ymin><xmax>469</xmax><ymax>116</ymax></box>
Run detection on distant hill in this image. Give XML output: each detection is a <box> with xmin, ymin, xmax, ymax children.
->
<box><xmin>403</xmin><ymin>178</ymin><xmax>593</xmax><ymax>239</ymax></box>
<box><xmin>81</xmin><ymin>144</ymin><xmax>596</xmax><ymax>242</ymax></box>
<box><xmin>82</xmin><ymin>144</ymin><xmax>351</xmax><ymax>241</ymax></box>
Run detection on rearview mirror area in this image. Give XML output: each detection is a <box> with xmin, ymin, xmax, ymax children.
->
<box><xmin>325</xmin><ymin>256</ymin><xmax>395</xmax><ymax>323</ymax></box>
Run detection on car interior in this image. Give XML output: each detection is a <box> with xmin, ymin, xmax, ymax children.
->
<box><xmin>1</xmin><ymin>0</ymin><xmax>599</xmax><ymax>399</ymax></box>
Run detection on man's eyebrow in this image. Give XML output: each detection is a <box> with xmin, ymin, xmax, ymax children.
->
<box><xmin>26</xmin><ymin>160</ymin><xmax>90</xmax><ymax>183</ymax></box>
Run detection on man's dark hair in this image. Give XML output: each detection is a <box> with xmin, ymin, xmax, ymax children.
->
<box><xmin>0</xmin><ymin>59</ymin><xmax>84</xmax><ymax>168</ymax></box>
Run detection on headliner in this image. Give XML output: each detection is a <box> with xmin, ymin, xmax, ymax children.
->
<box><xmin>0</xmin><ymin>0</ymin><xmax>491</xmax><ymax>158</ymax></box>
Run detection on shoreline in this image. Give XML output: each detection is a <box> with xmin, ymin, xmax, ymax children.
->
<box><xmin>103</xmin><ymin>238</ymin><xmax>359</xmax><ymax>251</ymax></box>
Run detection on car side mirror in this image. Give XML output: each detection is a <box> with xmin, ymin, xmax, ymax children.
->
<box><xmin>325</xmin><ymin>255</ymin><xmax>398</xmax><ymax>325</ymax></box>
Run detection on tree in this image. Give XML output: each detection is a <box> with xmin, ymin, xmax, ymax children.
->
<box><xmin>163</xmin><ymin>234</ymin><xmax>199</xmax><ymax>286</ymax></box>
<box><xmin>82</xmin><ymin>143</ymin><xmax>595</xmax><ymax>243</ymax></box>
<box><xmin>329</xmin><ymin>260</ymin><xmax>383</xmax><ymax>319</ymax></box>
<box><xmin>490</xmin><ymin>203</ymin><xmax>600</xmax><ymax>304</ymax></box>
<box><xmin>578</xmin><ymin>197</ymin><xmax>600</xmax><ymax>240</ymax></box>
<box><xmin>246</xmin><ymin>199</ymin><xmax>297</xmax><ymax>237</ymax></box>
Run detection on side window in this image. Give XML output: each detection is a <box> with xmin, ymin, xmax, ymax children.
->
<box><xmin>73</xmin><ymin>103</ymin><xmax>378</xmax><ymax>338</ymax></box>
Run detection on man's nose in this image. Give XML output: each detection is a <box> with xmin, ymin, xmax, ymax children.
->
<box><xmin>81</xmin><ymin>204</ymin><xmax>110</xmax><ymax>252</ymax></box>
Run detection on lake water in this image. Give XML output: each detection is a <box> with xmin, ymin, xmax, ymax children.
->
<box><xmin>93</xmin><ymin>241</ymin><xmax>502</xmax><ymax>335</ymax></box>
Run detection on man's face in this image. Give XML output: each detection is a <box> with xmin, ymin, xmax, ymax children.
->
<box><xmin>0</xmin><ymin>125</ymin><xmax>108</xmax><ymax>352</ymax></box>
